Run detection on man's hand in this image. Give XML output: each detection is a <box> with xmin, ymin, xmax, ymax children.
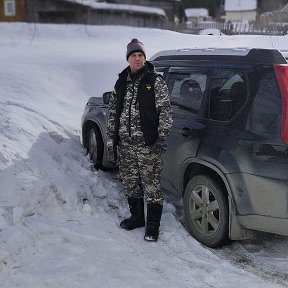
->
<box><xmin>107</xmin><ymin>139</ymin><xmax>115</xmax><ymax>162</ymax></box>
<box><xmin>107</xmin><ymin>139</ymin><xmax>113</xmax><ymax>149</ymax></box>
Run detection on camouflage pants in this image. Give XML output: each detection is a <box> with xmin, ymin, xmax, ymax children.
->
<box><xmin>118</xmin><ymin>140</ymin><xmax>164</xmax><ymax>205</ymax></box>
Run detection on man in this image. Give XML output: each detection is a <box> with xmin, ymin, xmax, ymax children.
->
<box><xmin>106</xmin><ymin>39</ymin><xmax>173</xmax><ymax>242</ymax></box>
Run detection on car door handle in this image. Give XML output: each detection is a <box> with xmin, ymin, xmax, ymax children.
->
<box><xmin>179</xmin><ymin>127</ymin><xmax>205</xmax><ymax>137</ymax></box>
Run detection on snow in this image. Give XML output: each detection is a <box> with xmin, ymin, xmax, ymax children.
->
<box><xmin>64</xmin><ymin>0</ymin><xmax>166</xmax><ymax>16</ymax></box>
<box><xmin>185</xmin><ymin>8</ymin><xmax>209</xmax><ymax>18</ymax></box>
<box><xmin>0</xmin><ymin>22</ymin><xmax>288</xmax><ymax>287</ymax></box>
<box><xmin>198</xmin><ymin>28</ymin><xmax>225</xmax><ymax>36</ymax></box>
<box><xmin>283</xmin><ymin>4</ymin><xmax>288</xmax><ymax>11</ymax></box>
<box><xmin>225</xmin><ymin>0</ymin><xmax>257</xmax><ymax>11</ymax></box>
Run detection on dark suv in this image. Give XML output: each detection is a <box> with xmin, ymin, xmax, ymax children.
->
<box><xmin>81</xmin><ymin>48</ymin><xmax>288</xmax><ymax>247</ymax></box>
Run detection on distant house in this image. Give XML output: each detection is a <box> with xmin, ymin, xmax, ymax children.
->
<box><xmin>77</xmin><ymin>1</ymin><xmax>166</xmax><ymax>28</ymax></box>
<box><xmin>25</xmin><ymin>0</ymin><xmax>166</xmax><ymax>28</ymax></box>
<box><xmin>0</xmin><ymin>0</ymin><xmax>166</xmax><ymax>28</ymax></box>
<box><xmin>185</xmin><ymin>8</ymin><xmax>209</xmax><ymax>23</ymax></box>
<box><xmin>260</xmin><ymin>4</ymin><xmax>288</xmax><ymax>24</ymax></box>
<box><xmin>105</xmin><ymin>0</ymin><xmax>182</xmax><ymax>22</ymax></box>
<box><xmin>0</xmin><ymin>0</ymin><xmax>27</xmax><ymax>22</ymax></box>
<box><xmin>224</xmin><ymin>0</ymin><xmax>257</xmax><ymax>22</ymax></box>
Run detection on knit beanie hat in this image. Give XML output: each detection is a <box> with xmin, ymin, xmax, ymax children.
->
<box><xmin>126</xmin><ymin>38</ymin><xmax>146</xmax><ymax>60</ymax></box>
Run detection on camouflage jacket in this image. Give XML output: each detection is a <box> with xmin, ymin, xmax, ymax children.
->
<box><xmin>107</xmin><ymin>61</ymin><xmax>173</xmax><ymax>146</ymax></box>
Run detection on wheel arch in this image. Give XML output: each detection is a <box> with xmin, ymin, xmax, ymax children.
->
<box><xmin>82</xmin><ymin>119</ymin><xmax>115</xmax><ymax>170</ymax></box>
<box><xmin>180</xmin><ymin>160</ymin><xmax>230</xmax><ymax>198</ymax></box>
<box><xmin>179</xmin><ymin>159</ymin><xmax>251</xmax><ymax>241</ymax></box>
<box><xmin>82</xmin><ymin>119</ymin><xmax>104</xmax><ymax>149</ymax></box>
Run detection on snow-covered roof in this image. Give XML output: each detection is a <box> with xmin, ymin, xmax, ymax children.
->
<box><xmin>63</xmin><ymin>0</ymin><xmax>166</xmax><ymax>16</ymax></box>
<box><xmin>185</xmin><ymin>8</ymin><xmax>209</xmax><ymax>18</ymax></box>
<box><xmin>282</xmin><ymin>4</ymin><xmax>288</xmax><ymax>11</ymax></box>
<box><xmin>225</xmin><ymin>0</ymin><xmax>257</xmax><ymax>12</ymax></box>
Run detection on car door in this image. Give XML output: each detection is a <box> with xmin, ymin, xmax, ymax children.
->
<box><xmin>161</xmin><ymin>67</ymin><xmax>209</xmax><ymax>195</ymax></box>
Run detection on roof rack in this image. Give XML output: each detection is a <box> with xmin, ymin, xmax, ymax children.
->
<box><xmin>150</xmin><ymin>48</ymin><xmax>287</xmax><ymax>64</ymax></box>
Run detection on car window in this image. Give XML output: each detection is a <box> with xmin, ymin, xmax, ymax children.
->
<box><xmin>246</xmin><ymin>70</ymin><xmax>281</xmax><ymax>135</ymax></box>
<box><xmin>209</xmin><ymin>69</ymin><xmax>247</xmax><ymax>121</ymax></box>
<box><xmin>167</xmin><ymin>71</ymin><xmax>207</xmax><ymax>116</ymax></box>
<box><xmin>155</xmin><ymin>67</ymin><xmax>168</xmax><ymax>78</ymax></box>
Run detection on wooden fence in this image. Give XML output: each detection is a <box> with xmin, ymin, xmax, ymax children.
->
<box><xmin>165</xmin><ymin>21</ymin><xmax>288</xmax><ymax>36</ymax></box>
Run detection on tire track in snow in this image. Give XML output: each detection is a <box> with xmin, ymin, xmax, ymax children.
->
<box><xmin>213</xmin><ymin>239</ymin><xmax>288</xmax><ymax>287</ymax></box>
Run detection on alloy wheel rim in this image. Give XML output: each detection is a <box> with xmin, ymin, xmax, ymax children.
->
<box><xmin>189</xmin><ymin>184</ymin><xmax>220</xmax><ymax>236</ymax></box>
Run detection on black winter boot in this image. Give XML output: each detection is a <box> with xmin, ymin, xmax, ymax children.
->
<box><xmin>120</xmin><ymin>197</ymin><xmax>145</xmax><ymax>230</ymax></box>
<box><xmin>144</xmin><ymin>202</ymin><xmax>163</xmax><ymax>242</ymax></box>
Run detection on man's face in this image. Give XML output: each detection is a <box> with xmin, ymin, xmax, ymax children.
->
<box><xmin>128</xmin><ymin>52</ymin><xmax>145</xmax><ymax>73</ymax></box>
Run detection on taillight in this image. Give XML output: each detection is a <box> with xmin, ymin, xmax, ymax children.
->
<box><xmin>274</xmin><ymin>64</ymin><xmax>288</xmax><ymax>145</ymax></box>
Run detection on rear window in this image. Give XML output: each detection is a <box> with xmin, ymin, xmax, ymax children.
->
<box><xmin>208</xmin><ymin>69</ymin><xmax>248</xmax><ymax>121</ymax></box>
<box><xmin>246</xmin><ymin>70</ymin><xmax>281</xmax><ymax>136</ymax></box>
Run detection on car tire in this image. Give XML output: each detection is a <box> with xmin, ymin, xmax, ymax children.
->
<box><xmin>87</xmin><ymin>125</ymin><xmax>104</xmax><ymax>170</ymax></box>
<box><xmin>183</xmin><ymin>175</ymin><xmax>229</xmax><ymax>248</ymax></box>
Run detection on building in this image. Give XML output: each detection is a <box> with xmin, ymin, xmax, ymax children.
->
<box><xmin>225</xmin><ymin>0</ymin><xmax>257</xmax><ymax>22</ymax></box>
<box><xmin>72</xmin><ymin>1</ymin><xmax>166</xmax><ymax>28</ymax></box>
<box><xmin>0</xmin><ymin>0</ymin><xmax>166</xmax><ymax>28</ymax></box>
<box><xmin>260</xmin><ymin>3</ymin><xmax>288</xmax><ymax>24</ymax></box>
<box><xmin>0</xmin><ymin>0</ymin><xmax>27</xmax><ymax>21</ymax></box>
<box><xmin>105</xmin><ymin>0</ymin><xmax>183</xmax><ymax>22</ymax></box>
<box><xmin>185</xmin><ymin>8</ymin><xmax>209</xmax><ymax>23</ymax></box>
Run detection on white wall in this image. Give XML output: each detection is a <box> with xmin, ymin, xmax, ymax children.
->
<box><xmin>226</xmin><ymin>11</ymin><xmax>257</xmax><ymax>22</ymax></box>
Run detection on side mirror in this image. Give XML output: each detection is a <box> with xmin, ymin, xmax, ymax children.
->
<box><xmin>102</xmin><ymin>91</ymin><xmax>112</xmax><ymax>105</ymax></box>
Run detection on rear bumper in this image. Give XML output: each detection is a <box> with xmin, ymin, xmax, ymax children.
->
<box><xmin>230</xmin><ymin>172</ymin><xmax>288</xmax><ymax>218</ymax></box>
<box><xmin>238</xmin><ymin>215</ymin><xmax>288</xmax><ymax>236</ymax></box>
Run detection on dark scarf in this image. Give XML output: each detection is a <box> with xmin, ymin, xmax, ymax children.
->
<box><xmin>128</xmin><ymin>65</ymin><xmax>146</xmax><ymax>82</ymax></box>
